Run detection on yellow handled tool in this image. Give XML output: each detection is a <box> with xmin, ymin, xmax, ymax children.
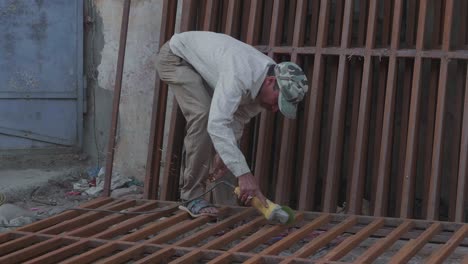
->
<box><xmin>234</xmin><ymin>187</ymin><xmax>295</xmax><ymax>224</ymax></box>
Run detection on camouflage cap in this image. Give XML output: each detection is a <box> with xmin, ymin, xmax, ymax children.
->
<box><xmin>274</xmin><ymin>62</ymin><xmax>309</xmax><ymax>119</ymax></box>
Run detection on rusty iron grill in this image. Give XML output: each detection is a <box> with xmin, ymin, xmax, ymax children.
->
<box><xmin>1</xmin><ymin>197</ymin><xmax>468</xmax><ymax>263</ymax></box>
<box><xmin>142</xmin><ymin>0</ymin><xmax>468</xmax><ymax>222</ymax></box>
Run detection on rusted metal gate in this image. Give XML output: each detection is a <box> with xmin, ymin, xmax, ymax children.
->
<box><xmin>144</xmin><ymin>0</ymin><xmax>468</xmax><ymax>222</ymax></box>
<box><xmin>1</xmin><ymin>197</ymin><xmax>468</xmax><ymax>263</ymax></box>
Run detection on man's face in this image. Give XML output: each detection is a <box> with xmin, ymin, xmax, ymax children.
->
<box><xmin>258</xmin><ymin>76</ymin><xmax>279</xmax><ymax>112</ymax></box>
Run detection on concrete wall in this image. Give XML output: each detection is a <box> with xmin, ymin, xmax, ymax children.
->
<box><xmin>83</xmin><ymin>0</ymin><xmax>164</xmax><ymax>180</ymax></box>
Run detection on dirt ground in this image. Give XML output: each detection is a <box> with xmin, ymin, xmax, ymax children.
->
<box><xmin>0</xmin><ymin>151</ymin><xmax>143</xmax><ymax>233</ymax></box>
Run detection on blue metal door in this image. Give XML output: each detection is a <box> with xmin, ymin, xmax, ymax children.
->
<box><xmin>0</xmin><ymin>0</ymin><xmax>83</xmax><ymax>149</ymax></box>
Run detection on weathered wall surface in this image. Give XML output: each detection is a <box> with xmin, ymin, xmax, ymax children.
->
<box><xmin>83</xmin><ymin>0</ymin><xmax>163</xmax><ymax>180</ymax></box>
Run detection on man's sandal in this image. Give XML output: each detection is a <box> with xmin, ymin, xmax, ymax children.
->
<box><xmin>179</xmin><ymin>198</ymin><xmax>218</xmax><ymax>218</ymax></box>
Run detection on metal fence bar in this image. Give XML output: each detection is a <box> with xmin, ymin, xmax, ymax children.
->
<box><xmin>118</xmin><ymin>211</ymin><xmax>188</xmax><ymax>242</ymax></box>
<box><xmin>275</xmin><ymin>0</ymin><xmax>307</xmax><ymax>205</ymax></box>
<box><xmin>67</xmin><ymin>201</ymin><xmax>160</xmax><ymax>237</ymax></box>
<box><xmin>354</xmin><ymin>220</ymin><xmax>414</xmax><ymax>264</ymax></box>
<box><xmin>22</xmin><ymin>240</ymin><xmax>90</xmax><ymax>264</ymax></box>
<box><xmin>146</xmin><ymin>214</ymin><xmax>216</xmax><ymax>244</ymax></box>
<box><xmin>60</xmin><ymin>243</ymin><xmax>120</xmax><ymax>264</ymax></box>
<box><xmin>254</xmin><ymin>0</ymin><xmax>280</xmax><ymax>194</ymax></box>
<box><xmin>93</xmin><ymin>206</ymin><xmax>177</xmax><ymax>240</ymax></box>
<box><xmin>420</xmin><ymin>0</ymin><xmax>443</xmax><ymax>219</ymax></box>
<box><xmin>400</xmin><ymin>0</ymin><xmax>429</xmax><ymax>218</ymax></box>
<box><xmin>17</xmin><ymin>197</ymin><xmax>113</xmax><ymax>233</ymax></box>
<box><xmin>347</xmin><ymin>0</ymin><xmax>378</xmax><ymax>214</ymax></box>
<box><xmin>98</xmin><ymin>245</ymin><xmax>146</xmax><ymax>264</ymax></box>
<box><xmin>144</xmin><ymin>0</ymin><xmax>178</xmax><ymax>200</ymax></box>
<box><xmin>2</xmin><ymin>237</ymin><xmax>66</xmax><ymax>264</ymax></box>
<box><xmin>209</xmin><ymin>213</ymin><xmax>305</xmax><ymax>264</ymax></box>
<box><xmin>316</xmin><ymin>218</ymin><xmax>385</xmax><ymax>263</ymax></box>
<box><xmin>38</xmin><ymin>200</ymin><xmax>136</xmax><ymax>235</ymax></box>
<box><xmin>224</xmin><ymin>0</ymin><xmax>239</xmax><ymax>36</ymax></box>
<box><xmin>298</xmin><ymin>0</ymin><xmax>329</xmax><ymax>211</ymax></box>
<box><xmin>390</xmin><ymin>222</ymin><xmax>442</xmax><ymax>263</ymax></box>
<box><xmin>171</xmin><ymin>216</ymin><xmax>267</xmax><ymax>263</ymax></box>
<box><xmin>322</xmin><ymin>0</ymin><xmax>353</xmax><ymax>212</ymax></box>
<box><xmin>242</xmin><ymin>214</ymin><xmax>330</xmax><ymax>264</ymax></box>
<box><xmin>176</xmin><ymin>208</ymin><xmax>255</xmax><ymax>247</ymax></box>
<box><xmin>426</xmin><ymin>225</ymin><xmax>468</xmax><ymax>264</ymax></box>
<box><xmin>289</xmin><ymin>216</ymin><xmax>358</xmax><ymax>259</ymax></box>
<box><xmin>427</xmin><ymin>0</ymin><xmax>455</xmax><ymax>220</ymax></box>
<box><xmin>104</xmin><ymin>0</ymin><xmax>131</xmax><ymax>197</ymax></box>
<box><xmin>456</xmin><ymin>65</ymin><xmax>468</xmax><ymax>222</ymax></box>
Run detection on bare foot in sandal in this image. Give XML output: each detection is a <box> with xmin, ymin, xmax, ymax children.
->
<box><xmin>179</xmin><ymin>198</ymin><xmax>218</xmax><ymax>217</ymax></box>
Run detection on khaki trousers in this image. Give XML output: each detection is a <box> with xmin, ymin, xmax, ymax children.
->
<box><xmin>155</xmin><ymin>42</ymin><xmax>237</xmax><ymax>205</ymax></box>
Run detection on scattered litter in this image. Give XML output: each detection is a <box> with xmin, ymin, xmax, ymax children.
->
<box><xmin>73</xmin><ymin>179</ymin><xmax>90</xmax><ymax>191</ymax></box>
<box><xmin>9</xmin><ymin>216</ymin><xmax>34</xmax><ymax>227</ymax></box>
<box><xmin>87</xmin><ymin>166</ymin><xmax>100</xmax><ymax>178</ymax></box>
<box><xmin>0</xmin><ymin>204</ymin><xmax>34</xmax><ymax>222</ymax></box>
<box><xmin>75</xmin><ymin>167</ymin><xmax>134</xmax><ymax>196</ymax></box>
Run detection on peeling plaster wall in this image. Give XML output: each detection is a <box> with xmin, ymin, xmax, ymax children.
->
<box><xmin>83</xmin><ymin>0</ymin><xmax>163</xmax><ymax>180</ymax></box>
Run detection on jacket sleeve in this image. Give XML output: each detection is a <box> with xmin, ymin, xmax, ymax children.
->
<box><xmin>207</xmin><ymin>74</ymin><xmax>251</xmax><ymax>177</ymax></box>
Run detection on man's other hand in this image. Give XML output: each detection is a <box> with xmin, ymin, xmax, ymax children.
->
<box><xmin>238</xmin><ymin>173</ymin><xmax>268</xmax><ymax>207</ymax></box>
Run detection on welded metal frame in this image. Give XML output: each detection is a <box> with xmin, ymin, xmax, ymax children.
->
<box><xmin>143</xmin><ymin>0</ymin><xmax>468</xmax><ymax>222</ymax></box>
<box><xmin>1</xmin><ymin>198</ymin><xmax>468</xmax><ymax>263</ymax></box>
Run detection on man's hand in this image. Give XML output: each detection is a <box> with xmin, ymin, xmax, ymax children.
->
<box><xmin>238</xmin><ymin>173</ymin><xmax>268</xmax><ymax>207</ymax></box>
<box><xmin>208</xmin><ymin>154</ymin><xmax>228</xmax><ymax>182</ymax></box>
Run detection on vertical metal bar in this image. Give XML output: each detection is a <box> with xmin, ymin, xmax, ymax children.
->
<box><xmin>224</xmin><ymin>0</ymin><xmax>239</xmax><ymax>36</ymax></box>
<box><xmin>455</xmin><ymin>65</ymin><xmax>468</xmax><ymax>222</ymax></box>
<box><xmin>426</xmin><ymin>225</ymin><xmax>468</xmax><ymax>264</ymax></box>
<box><xmin>316</xmin><ymin>219</ymin><xmax>385</xmax><ymax>263</ymax></box>
<box><xmin>104</xmin><ymin>0</ymin><xmax>131</xmax><ymax>197</ymax></box>
<box><xmin>374</xmin><ymin>0</ymin><xmax>403</xmax><ymax>216</ymax></box>
<box><xmin>421</xmin><ymin>0</ymin><xmax>443</xmax><ymax>218</ymax></box>
<box><xmin>354</xmin><ymin>220</ymin><xmax>414</xmax><ymax>264</ymax></box>
<box><xmin>322</xmin><ymin>0</ymin><xmax>353</xmax><ymax>212</ymax></box>
<box><xmin>347</xmin><ymin>0</ymin><xmax>378</xmax><ymax>214</ymax></box>
<box><xmin>254</xmin><ymin>0</ymin><xmax>280</xmax><ymax>193</ymax></box>
<box><xmin>395</xmin><ymin>0</ymin><xmax>417</xmax><ymax>215</ymax></box>
<box><xmin>159</xmin><ymin>0</ymin><xmax>195</xmax><ymax>201</ymax></box>
<box><xmin>308</xmin><ymin>0</ymin><xmax>320</xmax><ymax>46</ymax></box>
<box><xmin>298</xmin><ymin>0</ymin><xmax>330</xmax><ymax>210</ymax></box>
<box><xmin>448</xmin><ymin>63</ymin><xmax>465</xmax><ymax>221</ymax></box>
<box><xmin>390</xmin><ymin>222</ymin><xmax>442</xmax><ymax>263</ymax></box>
<box><xmin>203</xmin><ymin>0</ymin><xmax>215</xmax><ymax>31</ymax></box>
<box><xmin>275</xmin><ymin>0</ymin><xmax>307</xmax><ymax>204</ymax></box>
<box><xmin>144</xmin><ymin>0</ymin><xmax>178</xmax><ymax>199</ymax></box>
<box><xmin>381</xmin><ymin>0</ymin><xmax>392</xmax><ymax>46</ymax></box>
<box><xmin>426</xmin><ymin>0</ymin><xmax>454</xmax><ymax>220</ymax></box>
<box><xmin>400</xmin><ymin>0</ymin><xmax>428</xmax><ymax>218</ymax></box>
